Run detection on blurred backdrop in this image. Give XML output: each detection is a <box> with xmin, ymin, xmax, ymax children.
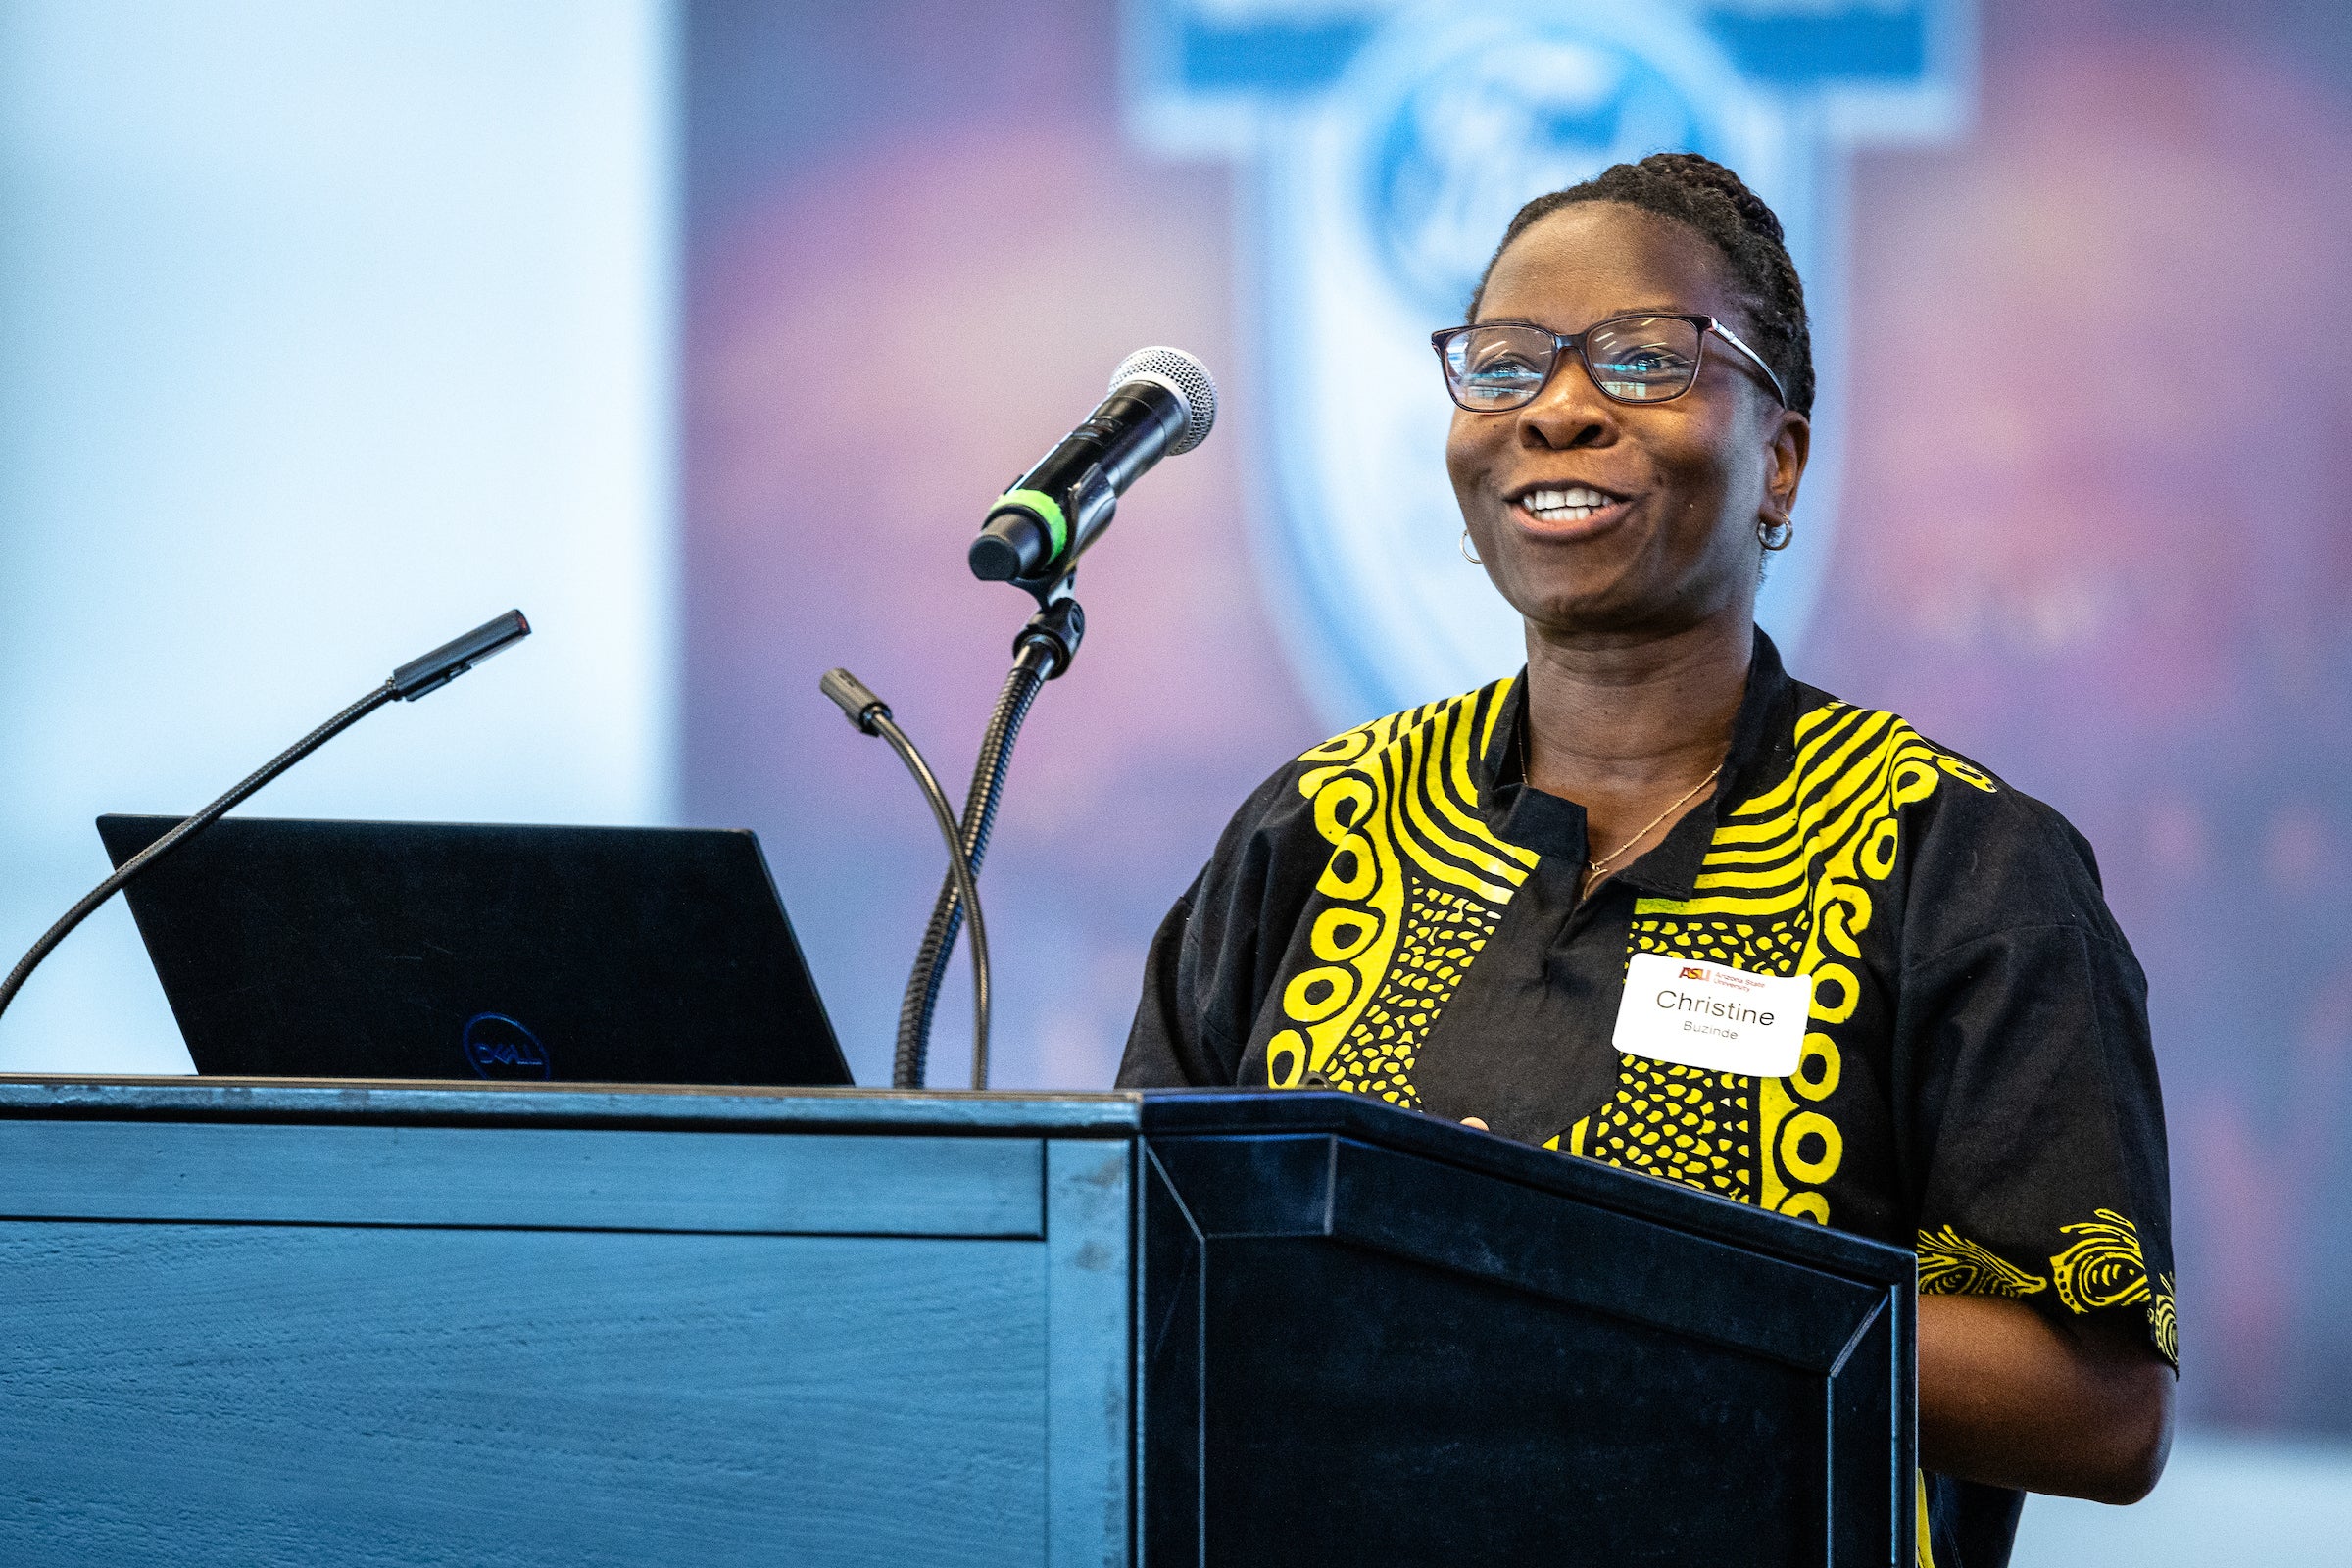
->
<box><xmin>0</xmin><ymin>0</ymin><xmax>674</xmax><ymax>1066</ymax></box>
<box><xmin>4</xmin><ymin>0</ymin><xmax>2351</xmax><ymax>1555</ymax></box>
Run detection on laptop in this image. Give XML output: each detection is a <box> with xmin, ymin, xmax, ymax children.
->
<box><xmin>97</xmin><ymin>814</ymin><xmax>853</xmax><ymax>1088</ymax></box>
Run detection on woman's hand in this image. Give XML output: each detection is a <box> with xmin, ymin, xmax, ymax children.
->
<box><xmin>1919</xmin><ymin>1293</ymin><xmax>2175</xmax><ymax>1502</ymax></box>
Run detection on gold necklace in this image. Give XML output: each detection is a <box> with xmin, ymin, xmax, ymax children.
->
<box><xmin>1581</xmin><ymin>762</ymin><xmax>1724</xmax><ymax>899</ymax></box>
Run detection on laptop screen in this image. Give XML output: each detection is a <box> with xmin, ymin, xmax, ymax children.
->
<box><xmin>97</xmin><ymin>814</ymin><xmax>852</xmax><ymax>1088</ymax></box>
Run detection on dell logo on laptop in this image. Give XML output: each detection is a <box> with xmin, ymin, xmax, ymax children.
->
<box><xmin>463</xmin><ymin>1013</ymin><xmax>551</xmax><ymax>1080</ymax></box>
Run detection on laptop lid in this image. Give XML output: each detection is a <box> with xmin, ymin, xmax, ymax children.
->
<box><xmin>96</xmin><ymin>814</ymin><xmax>852</xmax><ymax>1088</ymax></box>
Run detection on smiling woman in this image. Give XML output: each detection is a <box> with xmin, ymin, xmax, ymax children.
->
<box><xmin>1118</xmin><ymin>152</ymin><xmax>2178</xmax><ymax>1568</ymax></box>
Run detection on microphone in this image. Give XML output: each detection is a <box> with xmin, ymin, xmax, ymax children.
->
<box><xmin>0</xmin><ymin>610</ymin><xmax>532</xmax><ymax>1027</ymax></box>
<box><xmin>967</xmin><ymin>346</ymin><xmax>1218</xmax><ymax>588</ymax></box>
<box><xmin>390</xmin><ymin>609</ymin><xmax>532</xmax><ymax>700</ymax></box>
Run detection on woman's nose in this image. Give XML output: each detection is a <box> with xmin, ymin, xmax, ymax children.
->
<box><xmin>1516</xmin><ymin>362</ymin><xmax>1616</xmax><ymax>449</ymax></box>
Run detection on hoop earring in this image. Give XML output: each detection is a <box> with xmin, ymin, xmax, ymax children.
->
<box><xmin>1460</xmin><ymin>526</ymin><xmax>1483</xmax><ymax>565</ymax></box>
<box><xmin>1758</xmin><ymin>514</ymin><xmax>1794</xmax><ymax>552</ymax></box>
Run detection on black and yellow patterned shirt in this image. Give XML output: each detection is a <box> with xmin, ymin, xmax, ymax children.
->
<box><xmin>1119</xmin><ymin>630</ymin><xmax>2174</xmax><ymax>1568</ymax></box>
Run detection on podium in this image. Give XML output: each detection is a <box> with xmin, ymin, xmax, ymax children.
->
<box><xmin>0</xmin><ymin>1079</ymin><xmax>1916</xmax><ymax>1565</ymax></box>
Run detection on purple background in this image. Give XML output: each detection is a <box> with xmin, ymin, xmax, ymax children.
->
<box><xmin>680</xmin><ymin>0</ymin><xmax>2352</xmax><ymax>1437</ymax></box>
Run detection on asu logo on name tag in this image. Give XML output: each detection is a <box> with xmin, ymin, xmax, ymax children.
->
<box><xmin>1613</xmin><ymin>953</ymin><xmax>1807</xmax><ymax>1078</ymax></box>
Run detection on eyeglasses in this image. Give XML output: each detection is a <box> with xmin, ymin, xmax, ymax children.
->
<box><xmin>1431</xmin><ymin>314</ymin><xmax>1788</xmax><ymax>412</ymax></box>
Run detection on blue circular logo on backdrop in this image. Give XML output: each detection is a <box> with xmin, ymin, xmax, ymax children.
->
<box><xmin>1367</xmin><ymin>29</ymin><xmax>1717</xmax><ymax>318</ymax></box>
<box><xmin>463</xmin><ymin>1013</ymin><xmax>551</xmax><ymax>1080</ymax></box>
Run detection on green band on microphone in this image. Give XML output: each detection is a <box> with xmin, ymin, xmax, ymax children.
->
<box><xmin>995</xmin><ymin>488</ymin><xmax>1068</xmax><ymax>558</ymax></box>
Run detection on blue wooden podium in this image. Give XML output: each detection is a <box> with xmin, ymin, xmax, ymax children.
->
<box><xmin>0</xmin><ymin>1079</ymin><xmax>1916</xmax><ymax>1565</ymax></box>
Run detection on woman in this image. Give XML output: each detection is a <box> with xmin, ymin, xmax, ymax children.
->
<box><xmin>1118</xmin><ymin>153</ymin><xmax>2175</xmax><ymax>1565</ymax></box>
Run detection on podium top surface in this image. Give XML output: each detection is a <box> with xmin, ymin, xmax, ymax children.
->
<box><xmin>0</xmin><ymin>1076</ymin><xmax>1912</xmax><ymax>1284</ymax></box>
<box><xmin>0</xmin><ymin>1074</ymin><xmax>1139</xmax><ymax>1131</ymax></box>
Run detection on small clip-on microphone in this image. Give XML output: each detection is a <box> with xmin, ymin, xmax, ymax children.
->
<box><xmin>0</xmin><ymin>610</ymin><xmax>533</xmax><ymax>1026</ymax></box>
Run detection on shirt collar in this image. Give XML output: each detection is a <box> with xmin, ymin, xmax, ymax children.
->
<box><xmin>1473</xmin><ymin>627</ymin><xmax>1797</xmax><ymax>900</ymax></box>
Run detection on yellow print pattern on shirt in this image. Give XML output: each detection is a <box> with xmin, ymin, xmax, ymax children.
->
<box><xmin>1263</xmin><ymin>680</ymin><xmax>1533</xmax><ymax>1101</ymax></box>
<box><xmin>1564</xmin><ymin>703</ymin><xmax>1996</xmax><ymax>1223</ymax></box>
<box><xmin>1926</xmin><ymin>1213</ymin><xmax>2171</xmax><ymax>1366</ymax></box>
<box><xmin>2150</xmin><ymin>1273</ymin><xmax>2178</xmax><ymax>1364</ymax></box>
<box><xmin>1917</xmin><ymin>1225</ymin><xmax>2051</xmax><ymax>1298</ymax></box>
<box><xmin>2049</xmin><ymin>1209</ymin><xmax>2152</xmax><ymax>1312</ymax></box>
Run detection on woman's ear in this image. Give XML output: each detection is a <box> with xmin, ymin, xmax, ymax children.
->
<box><xmin>1763</xmin><ymin>408</ymin><xmax>1811</xmax><ymax>523</ymax></box>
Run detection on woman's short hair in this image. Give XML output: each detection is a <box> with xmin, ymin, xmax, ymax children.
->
<box><xmin>1470</xmin><ymin>151</ymin><xmax>1816</xmax><ymax>417</ymax></box>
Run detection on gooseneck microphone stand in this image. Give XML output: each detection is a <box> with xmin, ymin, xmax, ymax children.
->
<box><xmin>891</xmin><ymin>595</ymin><xmax>1083</xmax><ymax>1090</ymax></box>
<box><xmin>820</xmin><ymin>666</ymin><xmax>996</xmax><ymax>1088</ymax></box>
<box><xmin>822</xmin><ymin>595</ymin><xmax>1083</xmax><ymax>1093</ymax></box>
<box><xmin>0</xmin><ymin>610</ymin><xmax>532</xmax><ymax>1028</ymax></box>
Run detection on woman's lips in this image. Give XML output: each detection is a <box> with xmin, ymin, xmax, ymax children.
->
<box><xmin>1508</xmin><ymin>483</ymin><xmax>1636</xmax><ymax>536</ymax></box>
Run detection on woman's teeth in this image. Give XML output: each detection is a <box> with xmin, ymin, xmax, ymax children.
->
<box><xmin>1518</xmin><ymin>485</ymin><xmax>1617</xmax><ymax>522</ymax></box>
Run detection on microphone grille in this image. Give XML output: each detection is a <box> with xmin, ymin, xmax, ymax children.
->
<box><xmin>1110</xmin><ymin>346</ymin><xmax>1218</xmax><ymax>456</ymax></box>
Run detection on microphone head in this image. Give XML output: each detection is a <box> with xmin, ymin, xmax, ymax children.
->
<box><xmin>389</xmin><ymin>609</ymin><xmax>531</xmax><ymax>702</ymax></box>
<box><xmin>1109</xmin><ymin>346</ymin><xmax>1217</xmax><ymax>456</ymax></box>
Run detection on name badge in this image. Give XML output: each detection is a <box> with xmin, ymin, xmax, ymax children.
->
<box><xmin>1612</xmin><ymin>953</ymin><xmax>1808</xmax><ymax>1078</ymax></box>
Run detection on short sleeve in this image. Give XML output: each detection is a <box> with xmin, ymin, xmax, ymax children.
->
<box><xmin>1119</xmin><ymin>882</ymin><xmax>1240</xmax><ymax>1086</ymax></box>
<box><xmin>1115</xmin><ymin>760</ymin><xmax>1323</xmax><ymax>1090</ymax></box>
<box><xmin>1898</xmin><ymin>917</ymin><xmax>2177</xmax><ymax>1367</ymax></box>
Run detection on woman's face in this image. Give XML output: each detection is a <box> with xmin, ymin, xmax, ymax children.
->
<box><xmin>1446</xmin><ymin>202</ymin><xmax>1809</xmax><ymax>642</ymax></box>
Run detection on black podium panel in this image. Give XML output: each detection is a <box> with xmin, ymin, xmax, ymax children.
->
<box><xmin>1139</xmin><ymin>1096</ymin><xmax>1914</xmax><ymax>1567</ymax></box>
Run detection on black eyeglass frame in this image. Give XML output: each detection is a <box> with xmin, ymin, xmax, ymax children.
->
<box><xmin>1430</xmin><ymin>314</ymin><xmax>1788</xmax><ymax>412</ymax></box>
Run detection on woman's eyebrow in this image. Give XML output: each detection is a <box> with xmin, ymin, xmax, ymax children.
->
<box><xmin>1471</xmin><ymin>308</ymin><xmax>1697</xmax><ymax>329</ymax></box>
